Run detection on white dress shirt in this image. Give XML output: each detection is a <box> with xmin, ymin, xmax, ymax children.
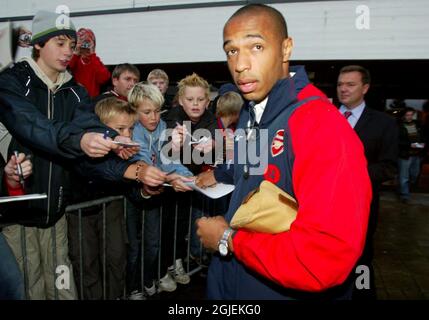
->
<box><xmin>339</xmin><ymin>101</ymin><xmax>366</xmax><ymax>128</ymax></box>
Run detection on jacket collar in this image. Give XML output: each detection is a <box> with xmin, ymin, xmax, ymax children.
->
<box><xmin>251</xmin><ymin>65</ymin><xmax>310</xmax><ymax>126</ymax></box>
<box><xmin>20</xmin><ymin>57</ymin><xmax>73</xmax><ymax>91</ymax></box>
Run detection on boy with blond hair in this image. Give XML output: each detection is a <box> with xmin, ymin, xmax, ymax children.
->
<box><xmin>126</xmin><ymin>82</ymin><xmax>192</xmax><ymax>298</ymax></box>
<box><xmin>68</xmin><ymin>97</ymin><xmax>138</xmax><ymax>300</ymax></box>
<box><xmin>163</xmin><ymin>73</ymin><xmax>218</xmax><ymax>270</ymax></box>
<box><xmin>147</xmin><ymin>68</ymin><xmax>173</xmax><ymax>113</ymax></box>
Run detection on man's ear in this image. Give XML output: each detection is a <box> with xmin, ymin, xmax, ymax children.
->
<box><xmin>34</xmin><ymin>43</ymin><xmax>42</xmax><ymax>50</ymax></box>
<box><xmin>112</xmin><ymin>77</ymin><xmax>118</xmax><ymax>87</ymax></box>
<box><xmin>282</xmin><ymin>37</ymin><xmax>293</xmax><ymax>63</ymax></box>
<box><xmin>363</xmin><ymin>83</ymin><xmax>370</xmax><ymax>95</ymax></box>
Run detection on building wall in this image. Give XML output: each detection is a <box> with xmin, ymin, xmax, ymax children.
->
<box><xmin>1</xmin><ymin>0</ymin><xmax>428</xmax><ymax>64</ymax></box>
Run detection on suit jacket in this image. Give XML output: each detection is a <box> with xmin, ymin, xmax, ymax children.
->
<box><xmin>354</xmin><ymin>106</ymin><xmax>398</xmax><ymax>190</ymax></box>
<box><xmin>346</xmin><ymin>105</ymin><xmax>399</xmax><ymax>263</ymax></box>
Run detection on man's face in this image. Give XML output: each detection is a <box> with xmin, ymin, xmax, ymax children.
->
<box><xmin>105</xmin><ymin>113</ymin><xmax>135</xmax><ymax>138</ymax></box>
<box><xmin>149</xmin><ymin>77</ymin><xmax>168</xmax><ymax>95</ymax></box>
<box><xmin>179</xmin><ymin>86</ymin><xmax>209</xmax><ymax>122</ymax></box>
<box><xmin>113</xmin><ymin>71</ymin><xmax>139</xmax><ymax>98</ymax></box>
<box><xmin>136</xmin><ymin>99</ymin><xmax>161</xmax><ymax>132</ymax></box>
<box><xmin>223</xmin><ymin>12</ymin><xmax>291</xmax><ymax>102</ymax></box>
<box><xmin>36</xmin><ymin>35</ymin><xmax>75</xmax><ymax>77</ymax></box>
<box><xmin>337</xmin><ymin>71</ymin><xmax>369</xmax><ymax>109</ymax></box>
<box><xmin>404</xmin><ymin>111</ymin><xmax>415</xmax><ymax>123</ymax></box>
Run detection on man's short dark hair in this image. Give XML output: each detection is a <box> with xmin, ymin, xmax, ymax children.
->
<box><xmin>112</xmin><ymin>63</ymin><xmax>140</xmax><ymax>80</ymax></box>
<box><xmin>403</xmin><ymin>106</ymin><xmax>416</xmax><ymax>114</ymax></box>
<box><xmin>31</xmin><ymin>42</ymin><xmax>45</xmax><ymax>60</ymax></box>
<box><xmin>228</xmin><ymin>4</ymin><xmax>288</xmax><ymax>39</ymax></box>
<box><xmin>339</xmin><ymin>65</ymin><xmax>371</xmax><ymax>85</ymax></box>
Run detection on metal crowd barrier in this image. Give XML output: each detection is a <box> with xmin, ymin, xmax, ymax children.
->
<box><xmin>16</xmin><ymin>191</ymin><xmax>217</xmax><ymax>300</ymax></box>
<box><xmin>65</xmin><ymin>194</ymin><xmax>206</xmax><ymax>300</ymax></box>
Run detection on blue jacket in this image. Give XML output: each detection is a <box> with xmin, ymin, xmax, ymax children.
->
<box><xmin>133</xmin><ymin>119</ymin><xmax>192</xmax><ymax>176</ymax></box>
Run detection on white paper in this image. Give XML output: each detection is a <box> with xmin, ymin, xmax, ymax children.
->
<box><xmin>112</xmin><ymin>141</ymin><xmax>140</xmax><ymax>147</ymax></box>
<box><xmin>412</xmin><ymin>142</ymin><xmax>425</xmax><ymax>149</ymax></box>
<box><xmin>188</xmin><ymin>182</ymin><xmax>235</xmax><ymax>199</ymax></box>
<box><xmin>162</xmin><ymin>180</ymin><xmax>234</xmax><ymax>199</ymax></box>
<box><xmin>0</xmin><ymin>193</ymin><xmax>47</xmax><ymax>204</ymax></box>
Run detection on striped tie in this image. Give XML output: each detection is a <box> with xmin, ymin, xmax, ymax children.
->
<box><xmin>344</xmin><ymin>111</ymin><xmax>352</xmax><ymax>119</ymax></box>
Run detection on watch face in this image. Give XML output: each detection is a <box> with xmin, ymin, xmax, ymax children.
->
<box><xmin>219</xmin><ymin>242</ymin><xmax>228</xmax><ymax>256</ymax></box>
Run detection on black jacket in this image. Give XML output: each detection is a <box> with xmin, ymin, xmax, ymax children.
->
<box><xmin>0</xmin><ymin>60</ymin><xmax>109</xmax><ymax>227</ymax></box>
<box><xmin>70</xmin><ymin>154</ymin><xmax>142</xmax><ymax>210</ymax></box>
<box><xmin>398</xmin><ymin>120</ymin><xmax>425</xmax><ymax>159</ymax></box>
<box><xmin>354</xmin><ymin>107</ymin><xmax>398</xmax><ymax>187</ymax></box>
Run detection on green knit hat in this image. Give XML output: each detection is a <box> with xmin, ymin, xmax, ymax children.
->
<box><xmin>31</xmin><ymin>10</ymin><xmax>76</xmax><ymax>45</ymax></box>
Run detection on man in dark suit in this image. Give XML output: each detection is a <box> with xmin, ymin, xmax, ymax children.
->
<box><xmin>337</xmin><ymin>65</ymin><xmax>398</xmax><ymax>299</ymax></box>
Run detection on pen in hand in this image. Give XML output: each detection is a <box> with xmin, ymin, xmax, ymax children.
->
<box><xmin>175</xmin><ymin>122</ymin><xmax>197</xmax><ymax>142</ymax></box>
<box><xmin>14</xmin><ymin>150</ymin><xmax>25</xmax><ymax>189</ymax></box>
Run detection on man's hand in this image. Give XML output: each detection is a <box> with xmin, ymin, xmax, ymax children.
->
<box><xmin>138</xmin><ymin>164</ymin><xmax>167</xmax><ymax>187</ymax></box>
<box><xmin>193</xmin><ymin>138</ymin><xmax>214</xmax><ymax>154</ymax></box>
<box><xmin>113</xmin><ymin>136</ymin><xmax>140</xmax><ymax>160</ymax></box>
<box><xmin>167</xmin><ymin>174</ymin><xmax>194</xmax><ymax>192</ymax></box>
<box><xmin>172</xmin><ymin>123</ymin><xmax>186</xmax><ymax>151</ymax></box>
<box><xmin>195</xmin><ymin>170</ymin><xmax>217</xmax><ymax>189</ymax></box>
<box><xmin>142</xmin><ymin>184</ymin><xmax>164</xmax><ymax>196</ymax></box>
<box><xmin>196</xmin><ymin>216</ymin><xmax>229</xmax><ymax>252</ymax></box>
<box><xmin>4</xmin><ymin>152</ymin><xmax>32</xmax><ymax>188</ymax></box>
<box><xmin>80</xmin><ymin>132</ymin><xmax>117</xmax><ymax>158</ymax></box>
<box><xmin>75</xmin><ymin>29</ymin><xmax>96</xmax><ymax>57</ymax></box>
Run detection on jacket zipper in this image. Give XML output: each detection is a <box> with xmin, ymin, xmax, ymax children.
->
<box><xmin>46</xmin><ymin>90</ymin><xmax>54</xmax><ymax>225</ymax></box>
<box><xmin>46</xmin><ymin>86</ymin><xmax>81</xmax><ymax>224</ymax></box>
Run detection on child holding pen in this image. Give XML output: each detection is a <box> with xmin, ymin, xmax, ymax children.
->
<box><xmin>0</xmin><ymin>152</ymin><xmax>32</xmax><ymax>300</ymax></box>
<box><xmin>163</xmin><ymin>73</ymin><xmax>217</xmax><ymax>268</ymax></box>
<box><xmin>126</xmin><ymin>83</ymin><xmax>193</xmax><ymax>298</ymax></box>
<box><xmin>67</xmin><ymin>97</ymin><xmax>138</xmax><ymax>300</ymax></box>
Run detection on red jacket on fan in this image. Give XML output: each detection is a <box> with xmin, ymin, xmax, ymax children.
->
<box><xmin>69</xmin><ymin>54</ymin><xmax>110</xmax><ymax>97</ymax></box>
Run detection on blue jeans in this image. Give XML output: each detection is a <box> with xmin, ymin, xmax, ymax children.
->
<box><xmin>126</xmin><ymin>198</ymin><xmax>161</xmax><ymax>290</ymax></box>
<box><xmin>398</xmin><ymin>156</ymin><xmax>421</xmax><ymax>200</ymax></box>
<box><xmin>0</xmin><ymin>232</ymin><xmax>25</xmax><ymax>300</ymax></box>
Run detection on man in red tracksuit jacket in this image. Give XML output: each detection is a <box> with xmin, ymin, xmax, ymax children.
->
<box><xmin>196</xmin><ymin>4</ymin><xmax>372</xmax><ymax>299</ymax></box>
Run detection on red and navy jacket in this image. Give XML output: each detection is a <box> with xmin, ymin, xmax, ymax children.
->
<box><xmin>207</xmin><ymin>66</ymin><xmax>372</xmax><ymax>299</ymax></box>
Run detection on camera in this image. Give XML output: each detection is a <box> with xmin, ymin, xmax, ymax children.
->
<box><xmin>80</xmin><ymin>41</ymin><xmax>91</xmax><ymax>49</ymax></box>
<box><xmin>19</xmin><ymin>33</ymin><xmax>32</xmax><ymax>45</ymax></box>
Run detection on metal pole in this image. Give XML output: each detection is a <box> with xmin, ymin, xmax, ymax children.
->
<box><xmin>173</xmin><ymin>197</ymin><xmax>180</xmax><ymax>269</ymax></box>
<box><xmin>122</xmin><ymin>198</ymin><xmax>127</xmax><ymax>299</ymax></box>
<box><xmin>78</xmin><ymin>209</ymin><xmax>84</xmax><ymax>299</ymax></box>
<box><xmin>157</xmin><ymin>205</ymin><xmax>163</xmax><ymax>282</ymax></box>
<box><xmin>141</xmin><ymin>209</ymin><xmax>145</xmax><ymax>294</ymax></box>
<box><xmin>52</xmin><ymin>224</ymin><xmax>58</xmax><ymax>300</ymax></box>
<box><xmin>102</xmin><ymin>203</ymin><xmax>106</xmax><ymax>300</ymax></box>
<box><xmin>186</xmin><ymin>195</ymin><xmax>193</xmax><ymax>272</ymax></box>
<box><xmin>20</xmin><ymin>226</ymin><xmax>29</xmax><ymax>300</ymax></box>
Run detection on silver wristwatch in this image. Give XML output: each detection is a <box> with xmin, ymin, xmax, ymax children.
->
<box><xmin>218</xmin><ymin>227</ymin><xmax>234</xmax><ymax>256</ymax></box>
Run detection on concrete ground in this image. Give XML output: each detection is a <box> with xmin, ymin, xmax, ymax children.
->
<box><xmin>374</xmin><ymin>190</ymin><xmax>429</xmax><ymax>299</ymax></box>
